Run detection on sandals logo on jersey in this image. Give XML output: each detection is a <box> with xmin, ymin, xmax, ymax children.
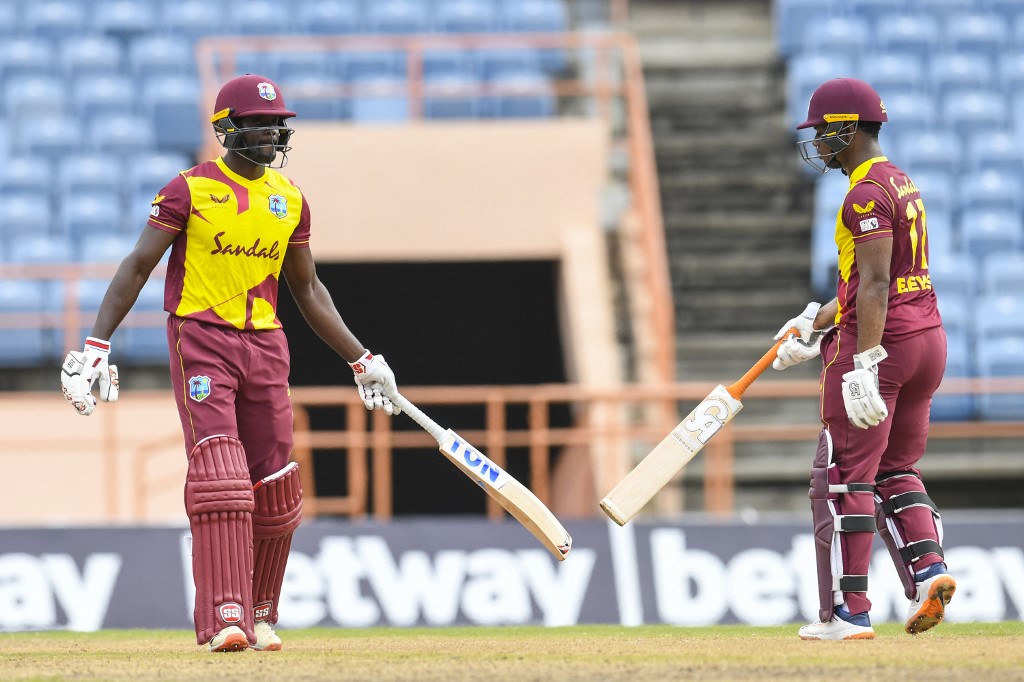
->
<box><xmin>188</xmin><ymin>375</ymin><xmax>212</xmax><ymax>402</ymax></box>
<box><xmin>217</xmin><ymin>602</ymin><xmax>243</xmax><ymax>624</ymax></box>
<box><xmin>268</xmin><ymin>194</ymin><xmax>288</xmax><ymax>219</ymax></box>
<box><xmin>257</xmin><ymin>82</ymin><xmax>278</xmax><ymax>101</ymax></box>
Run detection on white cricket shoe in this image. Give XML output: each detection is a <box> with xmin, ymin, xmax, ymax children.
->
<box><xmin>253</xmin><ymin>621</ymin><xmax>283</xmax><ymax>652</ymax></box>
<box><xmin>208</xmin><ymin>625</ymin><xmax>249</xmax><ymax>652</ymax></box>
<box><xmin>799</xmin><ymin>615</ymin><xmax>875</xmax><ymax>641</ymax></box>
<box><xmin>905</xmin><ymin>573</ymin><xmax>957</xmax><ymax>634</ymax></box>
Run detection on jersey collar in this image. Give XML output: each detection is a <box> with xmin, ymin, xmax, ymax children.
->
<box><xmin>849</xmin><ymin>156</ymin><xmax>887</xmax><ymax>184</ymax></box>
<box><xmin>215</xmin><ymin>156</ymin><xmax>268</xmax><ymax>187</ymax></box>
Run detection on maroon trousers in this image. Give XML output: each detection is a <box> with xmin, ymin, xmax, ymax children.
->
<box><xmin>817</xmin><ymin>325</ymin><xmax>947</xmax><ymax>616</ymax></box>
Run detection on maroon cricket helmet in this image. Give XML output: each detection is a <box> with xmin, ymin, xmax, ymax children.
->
<box><xmin>211</xmin><ymin>74</ymin><xmax>296</xmax><ymax>122</ymax></box>
<box><xmin>796</xmin><ymin>77</ymin><xmax>888</xmax><ymax>130</ymax></box>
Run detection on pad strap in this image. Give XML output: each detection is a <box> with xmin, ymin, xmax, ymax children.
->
<box><xmin>835</xmin><ymin>515</ymin><xmax>876</xmax><ymax>532</ymax></box>
<box><xmin>899</xmin><ymin>539</ymin><xmax>944</xmax><ymax>564</ymax></box>
<box><xmin>833</xmin><ymin>575</ymin><xmax>869</xmax><ymax>593</ymax></box>
<box><xmin>828</xmin><ymin>483</ymin><xmax>875</xmax><ymax>494</ymax></box>
<box><xmin>880</xmin><ymin>491</ymin><xmax>939</xmax><ymax>516</ymax></box>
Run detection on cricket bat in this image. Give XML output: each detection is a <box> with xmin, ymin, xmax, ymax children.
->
<box><xmin>599</xmin><ymin>329</ymin><xmax>797</xmax><ymax>526</ymax></box>
<box><xmin>392</xmin><ymin>393</ymin><xmax>572</xmax><ymax>561</ymax></box>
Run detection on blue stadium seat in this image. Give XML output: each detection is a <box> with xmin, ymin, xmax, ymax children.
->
<box><xmin>435</xmin><ymin>0</ymin><xmax>498</xmax><ymax>33</ymax></box>
<box><xmin>121</xmin><ymin>279</ymin><xmax>168</xmax><ymax>364</ymax></box>
<box><xmin>856</xmin><ymin>52</ymin><xmax>926</xmax><ymax>99</ymax></box>
<box><xmin>961</xmin><ymin>208</ymin><xmax>1023</xmax><ymax>262</ymax></box>
<box><xmin>489</xmin><ymin>72</ymin><xmax>555</xmax><ymax>118</ymax></box>
<box><xmin>20</xmin><ymin>114</ymin><xmax>82</xmax><ymax>161</ymax></box>
<box><xmin>79</xmin><ymin>233</ymin><xmax>137</xmax><ymax>263</ymax></box>
<box><xmin>60</xmin><ymin>191</ymin><xmax>126</xmax><ymax>239</ymax></box>
<box><xmin>479</xmin><ymin>47</ymin><xmax>545</xmax><ymax>80</ymax></box>
<box><xmin>929</xmin><ymin>251</ymin><xmax>976</xmax><ymax>302</ymax></box>
<box><xmin>0</xmin><ymin>157</ymin><xmax>52</xmax><ymax>195</ymax></box>
<box><xmin>976</xmin><ymin>337</ymin><xmax>1024</xmax><ymax>420</ymax></box>
<box><xmin>875</xmin><ymin>14</ymin><xmax>941</xmax><ymax>58</ymax></box>
<box><xmin>500</xmin><ymin>0</ymin><xmax>567</xmax><ymax>32</ymax></box>
<box><xmin>0</xmin><ymin>37</ymin><xmax>54</xmax><ymax>80</ymax></box>
<box><xmin>423</xmin><ymin>75</ymin><xmax>484</xmax><ymax>119</ymax></box>
<box><xmin>799</xmin><ymin>16</ymin><xmax>871</xmax><ymax>57</ymax></box>
<box><xmin>0</xmin><ymin>3</ymin><xmax>18</xmax><ymax>39</ymax></box>
<box><xmin>281</xmin><ymin>78</ymin><xmax>346</xmax><ymax>120</ymax></box>
<box><xmin>4</xmin><ymin>75</ymin><xmax>66</xmax><ymax>122</ymax></box>
<box><xmin>959</xmin><ymin>170</ymin><xmax>1022</xmax><ymax>214</ymax></box>
<box><xmin>923</xmin><ymin>208</ymin><xmax>956</xmax><ymax>257</ymax></box>
<box><xmin>810</xmin><ymin>217</ymin><xmax>838</xmax><ymax>299</ymax></box>
<box><xmin>964</xmin><ymin>129</ymin><xmax>1024</xmax><ymax>175</ymax></box>
<box><xmin>227</xmin><ymin>0</ymin><xmax>293</xmax><ymax>34</ymax></box>
<box><xmin>981</xmin><ymin>252</ymin><xmax>1024</xmax><ymax>295</ymax></box>
<box><xmin>59</xmin><ymin>36</ymin><xmax>124</xmax><ymax>80</ymax></box>
<box><xmin>874</xmin><ymin>91</ymin><xmax>938</xmax><ymax>139</ymax></box>
<box><xmin>930</xmin><ymin>328</ymin><xmax>974</xmax><ymax>421</ymax></box>
<box><xmin>848</xmin><ymin>0</ymin><xmax>898</xmax><ymax>23</ymax></box>
<box><xmin>423</xmin><ymin>50</ymin><xmax>481</xmax><ymax>79</ymax></box>
<box><xmin>126</xmin><ymin>152</ymin><xmax>193</xmax><ymax>206</ymax></box>
<box><xmin>58</xmin><ymin>154</ymin><xmax>125</xmax><ymax>197</ymax></box>
<box><xmin>94</xmin><ymin>0</ymin><xmax>156</xmax><ymax>41</ymax></box>
<box><xmin>129</xmin><ymin>35</ymin><xmax>196</xmax><ymax>81</ymax></box>
<box><xmin>898</xmin><ymin>128</ymin><xmax>962</xmax><ymax>176</ymax></box>
<box><xmin>0</xmin><ymin>280</ymin><xmax>55</xmax><ymax>366</ymax></box>
<box><xmin>296</xmin><ymin>0</ymin><xmax>361</xmax><ymax>35</ymax></box>
<box><xmin>159</xmin><ymin>0</ymin><xmax>231</xmax><ymax>41</ymax></box>
<box><xmin>940</xmin><ymin>89</ymin><xmax>1007</xmax><ymax>135</ymax></box>
<box><xmin>339</xmin><ymin>51</ymin><xmax>408</xmax><ymax>81</ymax></box>
<box><xmin>72</xmin><ymin>73</ymin><xmax>137</xmax><ymax>125</ymax></box>
<box><xmin>913</xmin><ymin>0</ymin><xmax>976</xmax><ymax>16</ymax></box>
<box><xmin>786</xmin><ymin>53</ymin><xmax>855</xmax><ymax>130</ymax></box>
<box><xmin>930</xmin><ymin>53</ymin><xmax>995</xmax><ymax>94</ymax></box>
<box><xmin>87</xmin><ymin>114</ymin><xmax>157</xmax><ymax>156</ymax></box>
<box><xmin>349</xmin><ymin>76</ymin><xmax>410</xmax><ymax>122</ymax></box>
<box><xmin>997</xmin><ymin>52</ymin><xmax>1024</xmax><ymax>91</ymax></box>
<box><xmin>268</xmin><ymin>52</ymin><xmax>332</xmax><ymax>85</ymax></box>
<box><xmin>0</xmin><ymin>192</ymin><xmax>54</xmax><ymax>242</ymax></box>
<box><xmin>990</xmin><ymin>0</ymin><xmax>1024</xmax><ymax>21</ymax></box>
<box><xmin>774</xmin><ymin>0</ymin><xmax>835</xmax><ymax>57</ymax></box>
<box><xmin>25</xmin><ymin>0</ymin><xmax>88</xmax><ymax>41</ymax></box>
<box><xmin>8</xmin><ymin>234</ymin><xmax>73</xmax><ymax>264</ymax></box>
<box><xmin>976</xmin><ymin>293</ymin><xmax>1024</xmax><ymax>341</ymax></box>
<box><xmin>141</xmin><ymin>75</ymin><xmax>203</xmax><ymax>155</ymax></box>
<box><xmin>364</xmin><ymin>0</ymin><xmax>429</xmax><ymax>34</ymax></box>
<box><xmin>936</xmin><ymin>290</ymin><xmax>971</xmax><ymax>341</ymax></box>
<box><xmin>945</xmin><ymin>13</ymin><xmax>1010</xmax><ymax>58</ymax></box>
<box><xmin>906</xmin><ymin>169</ymin><xmax>954</xmax><ymax>215</ymax></box>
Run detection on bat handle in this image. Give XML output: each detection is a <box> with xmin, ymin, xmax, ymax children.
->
<box><xmin>726</xmin><ymin>326</ymin><xmax>798</xmax><ymax>400</ymax></box>
<box><xmin>391</xmin><ymin>393</ymin><xmax>447</xmax><ymax>443</ymax></box>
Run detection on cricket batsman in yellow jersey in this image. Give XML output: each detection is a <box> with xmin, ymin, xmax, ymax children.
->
<box><xmin>772</xmin><ymin>78</ymin><xmax>956</xmax><ymax>640</ymax></box>
<box><xmin>61</xmin><ymin>75</ymin><xmax>401</xmax><ymax>652</ymax></box>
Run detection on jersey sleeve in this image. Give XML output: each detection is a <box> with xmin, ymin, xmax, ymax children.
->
<box><xmin>841</xmin><ymin>180</ymin><xmax>894</xmax><ymax>243</ymax></box>
<box><xmin>289</xmin><ymin>191</ymin><xmax>311</xmax><ymax>248</ymax></box>
<box><xmin>146</xmin><ymin>174</ymin><xmax>191</xmax><ymax>234</ymax></box>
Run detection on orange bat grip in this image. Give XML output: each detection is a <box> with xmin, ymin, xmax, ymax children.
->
<box><xmin>726</xmin><ymin>326</ymin><xmax>798</xmax><ymax>400</ymax></box>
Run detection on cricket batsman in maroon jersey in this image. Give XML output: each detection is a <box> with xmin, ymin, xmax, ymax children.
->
<box><xmin>60</xmin><ymin>75</ymin><xmax>401</xmax><ymax>652</ymax></box>
<box><xmin>772</xmin><ymin>78</ymin><xmax>956</xmax><ymax>640</ymax></box>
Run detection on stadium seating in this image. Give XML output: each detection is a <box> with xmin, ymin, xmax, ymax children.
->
<box><xmin>0</xmin><ymin>157</ymin><xmax>52</xmax><ymax>195</ymax></box>
<box><xmin>964</xmin><ymin>129</ymin><xmax>1024</xmax><ymax>175</ymax></box>
<box><xmin>0</xmin><ymin>280</ymin><xmax>56</xmax><ymax>366</ymax></box>
<box><xmin>980</xmin><ymin>252</ymin><xmax>1024</xmax><ymax>295</ymax></box>
<box><xmin>946</xmin><ymin>13</ymin><xmax>1011</xmax><ymax>59</ymax></box>
<box><xmin>59</xmin><ymin>36</ymin><xmax>123</xmax><ymax>80</ymax></box>
<box><xmin>897</xmin><ymin>128</ymin><xmax>962</xmax><ymax>176</ymax></box>
<box><xmin>296</xmin><ymin>0</ymin><xmax>361</xmax><ymax>35</ymax></box>
<box><xmin>976</xmin><ymin>337</ymin><xmax>1024</xmax><ymax>420</ymax></box>
<box><xmin>961</xmin><ymin>209</ymin><xmax>1023</xmax><ymax>263</ymax></box>
<box><xmin>931</xmin><ymin>328</ymin><xmax>974</xmax><ymax>421</ymax></box>
<box><xmin>874</xmin><ymin>15</ymin><xmax>941</xmax><ymax>59</ymax></box>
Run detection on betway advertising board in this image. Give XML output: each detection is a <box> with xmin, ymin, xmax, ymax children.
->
<box><xmin>0</xmin><ymin>515</ymin><xmax>1021</xmax><ymax>631</ymax></box>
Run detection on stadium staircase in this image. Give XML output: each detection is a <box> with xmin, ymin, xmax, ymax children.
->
<box><xmin>628</xmin><ymin>0</ymin><xmax>825</xmax><ymax>511</ymax></box>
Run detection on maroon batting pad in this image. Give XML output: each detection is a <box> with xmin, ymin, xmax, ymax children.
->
<box><xmin>252</xmin><ymin>461</ymin><xmax>303</xmax><ymax>625</ymax></box>
<box><xmin>185</xmin><ymin>435</ymin><xmax>256</xmax><ymax>645</ymax></box>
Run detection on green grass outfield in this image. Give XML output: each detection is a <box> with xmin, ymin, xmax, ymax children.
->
<box><xmin>0</xmin><ymin>623</ymin><xmax>1021</xmax><ymax>682</ymax></box>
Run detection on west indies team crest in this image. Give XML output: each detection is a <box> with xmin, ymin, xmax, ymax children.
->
<box><xmin>189</xmin><ymin>375</ymin><xmax>211</xmax><ymax>402</ymax></box>
<box><xmin>268</xmin><ymin>194</ymin><xmax>288</xmax><ymax>218</ymax></box>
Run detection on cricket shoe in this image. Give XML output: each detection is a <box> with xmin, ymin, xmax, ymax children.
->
<box><xmin>905</xmin><ymin>570</ymin><xmax>957</xmax><ymax>635</ymax></box>
<box><xmin>208</xmin><ymin>625</ymin><xmax>249</xmax><ymax>652</ymax></box>
<box><xmin>799</xmin><ymin>607</ymin><xmax>875</xmax><ymax>641</ymax></box>
<box><xmin>252</xmin><ymin>621</ymin><xmax>283</xmax><ymax>652</ymax></box>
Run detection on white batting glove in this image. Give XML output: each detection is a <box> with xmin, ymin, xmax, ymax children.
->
<box><xmin>842</xmin><ymin>345</ymin><xmax>888</xmax><ymax>429</ymax></box>
<box><xmin>773</xmin><ymin>302</ymin><xmax>830</xmax><ymax>370</ymax></box>
<box><xmin>61</xmin><ymin>337</ymin><xmax>119</xmax><ymax>416</ymax></box>
<box><xmin>349</xmin><ymin>349</ymin><xmax>402</xmax><ymax>416</ymax></box>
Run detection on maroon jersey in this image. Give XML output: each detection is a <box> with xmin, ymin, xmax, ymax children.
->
<box><xmin>832</xmin><ymin>156</ymin><xmax>942</xmax><ymax>340</ymax></box>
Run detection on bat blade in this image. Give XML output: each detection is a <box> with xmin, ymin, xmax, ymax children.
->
<box><xmin>600</xmin><ymin>384</ymin><xmax>744</xmax><ymax>526</ymax></box>
<box><xmin>440</xmin><ymin>429</ymin><xmax>572</xmax><ymax>560</ymax></box>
